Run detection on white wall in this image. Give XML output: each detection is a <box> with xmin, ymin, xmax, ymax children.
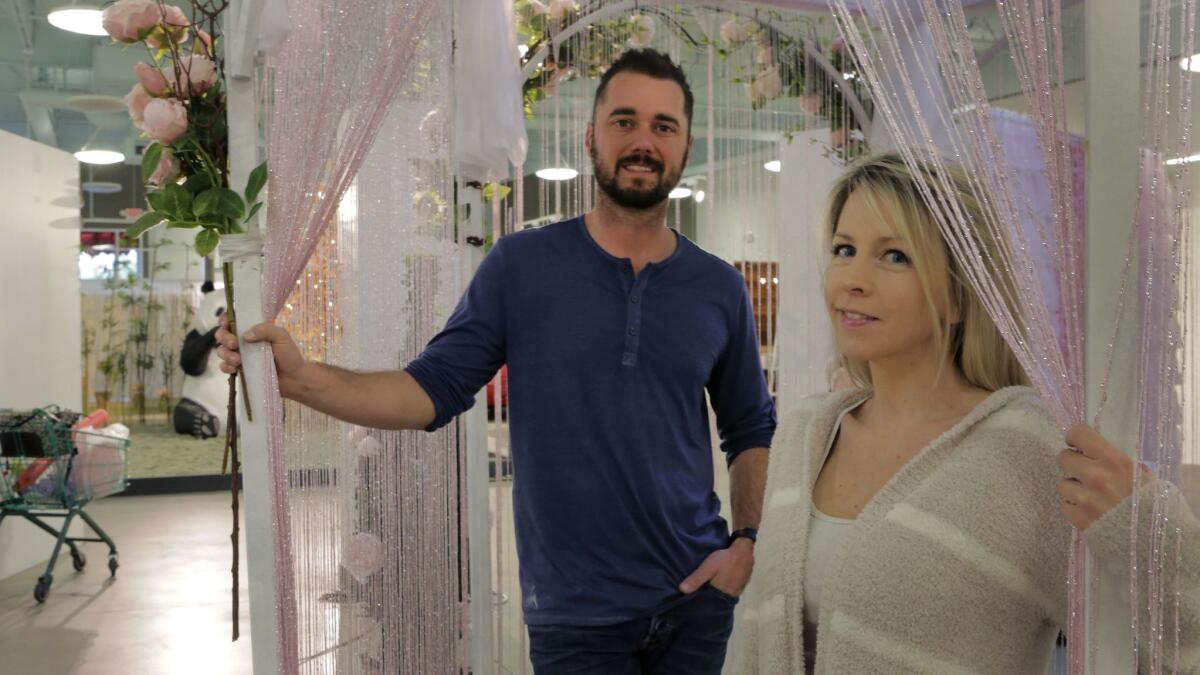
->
<box><xmin>146</xmin><ymin>226</ymin><xmax>206</xmax><ymax>283</ymax></box>
<box><xmin>0</xmin><ymin>130</ymin><xmax>85</xmax><ymax>580</ymax></box>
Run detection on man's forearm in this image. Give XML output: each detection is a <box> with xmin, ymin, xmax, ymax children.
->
<box><xmin>282</xmin><ymin>362</ymin><xmax>436</xmax><ymax>431</ymax></box>
<box><xmin>729</xmin><ymin>446</ymin><xmax>769</xmax><ymax>531</ymax></box>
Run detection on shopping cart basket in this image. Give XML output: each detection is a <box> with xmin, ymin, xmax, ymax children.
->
<box><xmin>0</xmin><ymin>406</ymin><xmax>128</xmax><ymax>602</ymax></box>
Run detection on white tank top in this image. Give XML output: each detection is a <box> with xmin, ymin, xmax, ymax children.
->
<box><xmin>803</xmin><ymin>401</ymin><xmax>861</xmax><ymax>671</ymax></box>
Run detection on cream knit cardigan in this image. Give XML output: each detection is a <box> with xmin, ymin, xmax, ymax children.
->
<box><xmin>726</xmin><ymin>386</ymin><xmax>1200</xmax><ymax>674</ymax></box>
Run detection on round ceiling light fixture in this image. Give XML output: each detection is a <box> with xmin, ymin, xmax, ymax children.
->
<box><xmin>48</xmin><ymin>6</ymin><xmax>107</xmax><ymax>36</ymax></box>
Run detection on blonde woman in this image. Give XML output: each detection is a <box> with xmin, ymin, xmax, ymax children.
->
<box><xmin>728</xmin><ymin>153</ymin><xmax>1199</xmax><ymax>674</ymax></box>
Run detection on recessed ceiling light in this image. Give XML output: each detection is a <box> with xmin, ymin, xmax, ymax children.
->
<box><xmin>1165</xmin><ymin>153</ymin><xmax>1200</xmax><ymax>166</ymax></box>
<box><xmin>75</xmin><ymin>149</ymin><xmax>125</xmax><ymax>165</ymax></box>
<box><xmin>668</xmin><ymin>187</ymin><xmax>692</xmax><ymax>199</ymax></box>
<box><xmin>1182</xmin><ymin>54</ymin><xmax>1200</xmax><ymax>72</ymax></box>
<box><xmin>82</xmin><ymin>181</ymin><xmax>123</xmax><ymax>194</ymax></box>
<box><xmin>48</xmin><ymin>6</ymin><xmax>107</xmax><ymax>36</ymax></box>
<box><xmin>764</xmin><ymin>160</ymin><xmax>781</xmax><ymax>173</ymax></box>
<box><xmin>694</xmin><ymin>190</ymin><xmax>705</xmax><ymax>203</ymax></box>
<box><xmin>535</xmin><ymin>167</ymin><xmax>578</xmax><ymax>181</ymax></box>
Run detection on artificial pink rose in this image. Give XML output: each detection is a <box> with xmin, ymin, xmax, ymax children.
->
<box><xmin>124</xmin><ymin>83</ymin><xmax>153</xmax><ymax>127</ymax></box>
<box><xmin>628</xmin><ymin>14</ymin><xmax>655</xmax><ymax>47</ymax></box>
<box><xmin>168</xmin><ymin>55</ymin><xmax>218</xmax><ymax>96</ymax></box>
<box><xmin>754</xmin><ymin>66</ymin><xmax>782</xmax><ymax>99</ymax></box>
<box><xmin>719</xmin><ymin>19</ymin><xmax>746</xmax><ymax>47</ymax></box>
<box><xmin>756</xmin><ymin>45</ymin><xmax>774</xmax><ymax>66</ymax></box>
<box><xmin>543</xmin><ymin>66</ymin><xmax>573</xmax><ymax>97</ymax></box>
<box><xmin>148</xmin><ymin>150</ymin><xmax>180</xmax><ymax>186</ymax></box>
<box><xmin>147</xmin><ymin>5</ymin><xmax>190</xmax><ymax>49</ymax></box>
<box><xmin>830</xmin><ymin>127</ymin><xmax>849</xmax><ymax>149</ymax></box>
<box><xmin>101</xmin><ymin>0</ymin><xmax>160</xmax><ymax>43</ymax></box>
<box><xmin>141</xmin><ymin>98</ymin><xmax>188</xmax><ymax>144</ymax></box>
<box><xmin>193</xmin><ymin>29</ymin><xmax>214</xmax><ymax>56</ymax></box>
<box><xmin>343</xmin><ymin>533</ymin><xmax>384</xmax><ymax>581</ymax></box>
<box><xmin>745</xmin><ymin>66</ymin><xmax>782</xmax><ymax>103</ymax></box>
<box><xmin>134</xmin><ymin>62</ymin><xmax>169</xmax><ymax>96</ymax></box>
<box><xmin>798</xmin><ymin>92</ymin><xmax>821</xmax><ymax>115</ymax></box>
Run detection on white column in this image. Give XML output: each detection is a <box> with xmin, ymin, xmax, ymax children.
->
<box><xmin>460</xmin><ymin>182</ymin><xmax>494</xmax><ymax>675</ymax></box>
<box><xmin>1085</xmin><ymin>2</ymin><xmax>1139</xmax><ymax>672</ymax></box>
<box><xmin>224</xmin><ymin>4</ymin><xmax>279</xmax><ymax>669</ymax></box>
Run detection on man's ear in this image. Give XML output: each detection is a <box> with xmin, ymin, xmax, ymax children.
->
<box><xmin>585</xmin><ymin>120</ymin><xmax>594</xmax><ymax>153</ymax></box>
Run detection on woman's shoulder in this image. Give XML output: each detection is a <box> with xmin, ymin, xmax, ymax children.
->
<box><xmin>957</xmin><ymin>385</ymin><xmax>1064</xmax><ymax>477</ymax></box>
<box><xmin>771</xmin><ymin>388</ymin><xmax>870</xmax><ymax>460</ymax></box>
<box><xmin>970</xmin><ymin>386</ymin><xmax>1059</xmax><ymax>440</ymax></box>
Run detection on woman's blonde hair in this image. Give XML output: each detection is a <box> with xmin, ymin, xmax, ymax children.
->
<box><xmin>825</xmin><ymin>152</ymin><xmax>1029</xmax><ymax>391</ymax></box>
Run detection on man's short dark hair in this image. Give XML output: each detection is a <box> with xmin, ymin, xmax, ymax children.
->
<box><xmin>593</xmin><ymin>49</ymin><xmax>694</xmax><ymax>134</ymax></box>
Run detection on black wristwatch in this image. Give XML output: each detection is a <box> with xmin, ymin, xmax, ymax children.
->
<box><xmin>728</xmin><ymin>528</ymin><xmax>758</xmax><ymax>546</ymax></box>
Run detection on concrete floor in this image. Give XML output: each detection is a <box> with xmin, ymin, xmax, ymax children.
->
<box><xmin>0</xmin><ymin>492</ymin><xmax>253</xmax><ymax>674</ymax></box>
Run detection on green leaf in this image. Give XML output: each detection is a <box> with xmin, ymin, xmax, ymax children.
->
<box><xmin>197</xmin><ymin>211</ymin><xmax>227</xmax><ymax>226</ymax></box>
<box><xmin>146</xmin><ymin>183</ymin><xmax>192</xmax><ymax>219</ymax></box>
<box><xmin>244</xmin><ymin>161</ymin><xmax>268</xmax><ymax>205</ymax></box>
<box><xmin>195</xmin><ymin>228</ymin><xmax>220</xmax><ymax>257</ymax></box>
<box><xmin>166</xmin><ymin>220</ymin><xmax>200</xmax><ymax>229</ymax></box>
<box><xmin>483</xmin><ymin>184</ymin><xmax>511</xmax><ymax>202</ymax></box>
<box><xmin>183</xmin><ymin>173</ymin><xmax>212</xmax><ymax>196</ymax></box>
<box><xmin>243</xmin><ymin>201</ymin><xmax>263</xmax><ymax>224</ymax></box>
<box><xmin>141</xmin><ymin>144</ymin><xmax>163</xmax><ymax>182</ymax></box>
<box><xmin>194</xmin><ymin>187</ymin><xmax>246</xmax><ymax>221</ymax></box>
<box><xmin>127</xmin><ymin>211</ymin><xmax>167</xmax><ymax>239</ymax></box>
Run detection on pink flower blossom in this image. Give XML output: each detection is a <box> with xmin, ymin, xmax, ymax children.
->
<box><xmin>147</xmin><ymin>5</ymin><xmax>190</xmax><ymax>49</ymax></box>
<box><xmin>719</xmin><ymin>20</ymin><xmax>747</xmax><ymax>47</ymax></box>
<box><xmin>544</xmin><ymin>66</ymin><xmax>574</xmax><ymax>97</ymax></box>
<box><xmin>628</xmin><ymin>14</ymin><xmax>655</xmax><ymax>47</ymax></box>
<box><xmin>193</xmin><ymin>30</ymin><xmax>214</xmax><ymax>56</ymax></box>
<box><xmin>744</xmin><ymin>66</ymin><xmax>782</xmax><ymax>103</ymax></box>
<box><xmin>343</xmin><ymin>533</ymin><xmax>384</xmax><ymax>581</ymax></box>
<box><xmin>134</xmin><ymin>62</ymin><xmax>169</xmax><ymax>96</ymax></box>
<box><xmin>830</xmin><ymin>127</ymin><xmax>849</xmax><ymax>149</ymax></box>
<box><xmin>123</xmin><ymin>83</ymin><xmax>153</xmax><ymax>127</ymax></box>
<box><xmin>141</xmin><ymin>98</ymin><xmax>188</xmax><ymax>144</ymax></box>
<box><xmin>101</xmin><ymin>0</ymin><xmax>160</xmax><ymax>43</ymax></box>
<box><xmin>148</xmin><ymin>150</ymin><xmax>180</xmax><ymax>186</ymax></box>
<box><xmin>168</xmin><ymin>55</ymin><xmax>218</xmax><ymax>97</ymax></box>
<box><xmin>798</xmin><ymin>92</ymin><xmax>821</xmax><ymax>115</ymax></box>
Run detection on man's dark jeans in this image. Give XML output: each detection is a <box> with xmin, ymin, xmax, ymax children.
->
<box><xmin>527</xmin><ymin>584</ymin><xmax>738</xmax><ymax>674</ymax></box>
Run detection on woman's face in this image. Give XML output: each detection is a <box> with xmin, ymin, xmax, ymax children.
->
<box><xmin>824</xmin><ymin>189</ymin><xmax>944</xmax><ymax>369</ymax></box>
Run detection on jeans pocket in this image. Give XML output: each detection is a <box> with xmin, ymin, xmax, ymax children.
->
<box><xmin>702</xmin><ymin>582</ymin><xmax>740</xmax><ymax>605</ymax></box>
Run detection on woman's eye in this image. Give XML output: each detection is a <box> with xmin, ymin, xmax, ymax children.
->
<box><xmin>831</xmin><ymin>244</ymin><xmax>854</xmax><ymax>258</ymax></box>
<box><xmin>883</xmin><ymin>249</ymin><xmax>911</xmax><ymax>265</ymax></box>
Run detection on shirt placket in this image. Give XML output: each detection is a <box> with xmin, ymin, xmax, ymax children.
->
<box><xmin>620</xmin><ymin>262</ymin><xmax>650</xmax><ymax>367</ymax></box>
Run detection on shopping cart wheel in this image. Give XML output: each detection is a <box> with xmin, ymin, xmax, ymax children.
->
<box><xmin>33</xmin><ymin>574</ymin><xmax>52</xmax><ymax>603</ymax></box>
<box><xmin>108</xmin><ymin>555</ymin><xmax>119</xmax><ymax>577</ymax></box>
<box><xmin>71</xmin><ymin>549</ymin><xmax>87</xmax><ymax>572</ymax></box>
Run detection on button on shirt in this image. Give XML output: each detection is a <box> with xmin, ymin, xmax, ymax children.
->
<box><xmin>405</xmin><ymin>217</ymin><xmax>776</xmax><ymax>626</ymax></box>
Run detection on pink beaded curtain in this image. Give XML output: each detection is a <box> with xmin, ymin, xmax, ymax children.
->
<box><xmin>262</xmin><ymin>0</ymin><xmax>441</xmax><ymax>671</ymax></box>
<box><xmin>1131</xmin><ymin>1</ymin><xmax>1197</xmax><ymax>671</ymax></box>
<box><xmin>827</xmin><ymin>0</ymin><xmax>1197</xmax><ymax>672</ymax></box>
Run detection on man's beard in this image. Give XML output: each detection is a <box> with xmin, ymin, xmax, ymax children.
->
<box><xmin>591</xmin><ymin>146</ymin><xmax>687</xmax><ymax>210</ymax></box>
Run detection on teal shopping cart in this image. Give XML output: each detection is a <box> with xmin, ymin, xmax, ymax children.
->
<box><xmin>0</xmin><ymin>407</ymin><xmax>128</xmax><ymax>602</ymax></box>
